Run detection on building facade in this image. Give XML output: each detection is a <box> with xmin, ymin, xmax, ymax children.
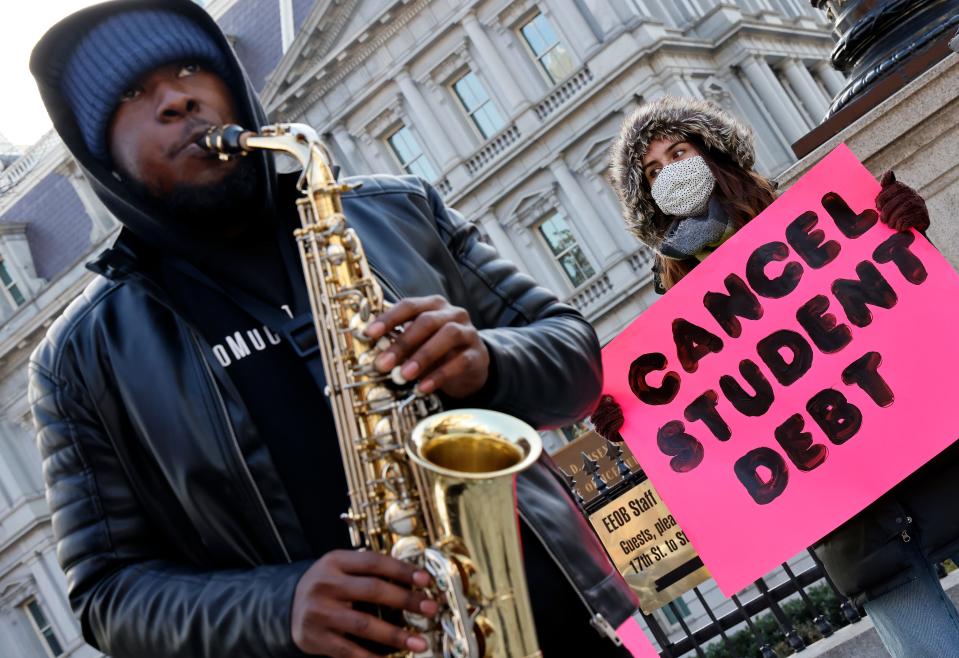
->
<box><xmin>0</xmin><ymin>1</ymin><xmax>842</xmax><ymax>655</ymax></box>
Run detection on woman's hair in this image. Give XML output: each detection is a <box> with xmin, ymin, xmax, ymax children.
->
<box><xmin>654</xmin><ymin>139</ymin><xmax>777</xmax><ymax>291</ymax></box>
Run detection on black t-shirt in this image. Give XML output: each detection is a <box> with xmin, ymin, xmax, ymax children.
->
<box><xmin>159</xmin><ymin>256</ymin><xmax>354</xmax><ymax>554</ymax></box>
<box><xmin>158</xmin><ymin>228</ymin><xmax>628</xmax><ymax>656</ymax></box>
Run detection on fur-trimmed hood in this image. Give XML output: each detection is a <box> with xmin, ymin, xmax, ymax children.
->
<box><xmin>608</xmin><ymin>97</ymin><xmax>757</xmax><ymax>250</ymax></box>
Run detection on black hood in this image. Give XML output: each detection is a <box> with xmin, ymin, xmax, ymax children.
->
<box><xmin>30</xmin><ymin>0</ymin><xmax>278</xmax><ymax>259</ymax></box>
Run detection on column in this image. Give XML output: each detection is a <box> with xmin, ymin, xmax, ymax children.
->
<box><xmin>478</xmin><ymin>211</ymin><xmax>525</xmax><ymax>267</ymax></box>
<box><xmin>0</xmin><ymin>428</ymin><xmax>24</xmax><ymax>507</ymax></box>
<box><xmin>780</xmin><ymin>58</ymin><xmax>830</xmax><ymax>122</ymax></box>
<box><xmin>511</xmin><ymin>223</ymin><xmax>568</xmax><ymax>293</ymax></box>
<box><xmin>357</xmin><ymin>133</ymin><xmax>391</xmax><ymax>173</ymax></box>
<box><xmin>747</xmin><ymin>0</ymin><xmax>776</xmax><ymax>12</ymax></box>
<box><xmin>462</xmin><ymin>13</ymin><xmax>528</xmax><ymax>114</ymax></box>
<box><xmin>329</xmin><ymin>123</ymin><xmax>370</xmax><ymax>176</ymax></box>
<box><xmin>813</xmin><ymin>61</ymin><xmax>847</xmax><ymax>98</ymax></box>
<box><xmin>664</xmin><ymin>0</ymin><xmax>697</xmax><ymax>25</ymax></box>
<box><xmin>30</xmin><ymin>549</ymin><xmax>82</xmax><ymax>639</ymax></box>
<box><xmin>582</xmin><ymin>169</ymin><xmax>638</xmax><ymax>247</ymax></box>
<box><xmin>666</xmin><ymin>75</ymin><xmax>698</xmax><ymax>99</ymax></box>
<box><xmin>629</xmin><ymin>0</ymin><xmax>670</xmax><ymax>23</ymax></box>
<box><xmin>548</xmin><ymin>158</ymin><xmax>621</xmax><ymax>265</ymax></box>
<box><xmin>583</xmin><ymin>0</ymin><xmax>626</xmax><ymax>36</ymax></box>
<box><xmin>722</xmin><ymin>72</ymin><xmax>793</xmax><ymax>172</ymax></box>
<box><xmin>739</xmin><ymin>54</ymin><xmax>808</xmax><ymax>142</ymax></box>
<box><xmin>395</xmin><ymin>69</ymin><xmax>459</xmax><ymax>170</ymax></box>
<box><xmin>547</xmin><ymin>0</ymin><xmax>600</xmax><ymax>56</ymax></box>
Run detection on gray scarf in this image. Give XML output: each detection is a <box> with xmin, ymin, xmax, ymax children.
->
<box><xmin>658</xmin><ymin>196</ymin><xmax>732</xmax><ymax>261</ymax></box>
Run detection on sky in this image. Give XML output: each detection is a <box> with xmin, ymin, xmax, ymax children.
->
<box><xmin>0</xmin><ymin>0</ymin><xmax>103</xmax><ymax>149</ymax></box>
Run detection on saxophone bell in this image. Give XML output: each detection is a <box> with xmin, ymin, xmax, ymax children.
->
<box><xmin>408</xmin><ymin>410</ymin><xmax>543</xmax><ymax>658</ymax></box>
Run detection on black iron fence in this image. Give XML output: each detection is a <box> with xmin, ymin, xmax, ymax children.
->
<box><xmin>560</xmin><ymin>438</ymin><xmax>868</xmax><ymax>657</ymax></box>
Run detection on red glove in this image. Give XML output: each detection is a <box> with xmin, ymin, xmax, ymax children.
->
<box><xmin>590</xmin><ymin>394</ymin><xmax>625</xmax><ymax>442</ymax></box>
<box><xmin>876</xmin><ymin>171</ymin><xmax>930</xmax><ymax>233</ymax></box>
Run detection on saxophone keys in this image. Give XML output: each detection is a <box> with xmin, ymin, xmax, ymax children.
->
<box><xmin>357</xmin><ymin>299</ymin><xmax>371</xmax><ymax>320</ymax></box>
<box><xmin>390</xmin><ymin>366</ymin><xmax>408</xmax><ymax>386</ymax></box>
<box><xmin>356</xmin><ymin>350</ymin><xmax>376</xmax><ymax>368</ymax></box>
<box><xmin>367</xmin><ymin>386</ymin><xmax>392</xmax><ymax>404</ymax></box>
<box><xmin>373</xmin><ymin>416</ymin><xmax>392</xmax><ymax>433</ymax></box>
<box><xmin>372</xmin><ymin>417</ymin><xmax>396</xmax><ymax>448</ymax></box>
<box><xmin>385</xmin><ymin>500</ymin><xmax>420</xmax><ymax>536</ymax></box>
<box><xmin>404</xmin><ymin>609</ymin><xmax>435</xmax><ymax>632</ymax></box>
<box><xmin>391</xmin><ymin>535</ymin><xmax>426</xmax><ymax>562</ymax></box>
<box><xmin>340</xmin><ymin>510</ymin><xmax>366</xmax><ymax>545</ymax></box>
<box><xmin>348</xmin><ymin>313</ymin><xmax>371</xmax><ymax>342</ymax></box>
<box><xmin>325</xmin><ymin>243</ymin><xmax>346</xmax><ymax>265</ymax></box>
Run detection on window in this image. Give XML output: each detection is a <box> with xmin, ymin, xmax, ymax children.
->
<box><xmin>0</xmin><ymin>259</ymin><xmax>25</xmax><ymax>307</ymax></box>
<box><xmin>452</xmin><ymin>72</ymin><xmax>505</xmax><ymax>139</ymax></box>
<box><xmin>538</xmin><ymin>213</ymin><xmax>595</xmax><ymax>287</ymax></box>
<box><xmin>24</xmin><ymin>599</ymin><xmax>64</xmax><ymax>657</ymax></box>
<box><xmin>387</xmin><ymin>126</ymin><xmax>438</xmax><ymax>181</ymax></box>
<box><xmin>662</xmin><ymin>596</ymin><xmax>692</xmax><ymax>625</ymax></box>
<box><xmin>560</xmin><ymin>420</ymin><xmax>590</xmax><ymax>444</ymax></box>
<box><xmin>519</xmin><ymin>13</ymin><xmax>576</xmax><ymax>84</ymax></box>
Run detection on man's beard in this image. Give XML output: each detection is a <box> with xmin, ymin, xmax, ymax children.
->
<box><xmin>131</xmin><ymin>156</ymin><xmax>264</xmax><ymax>236</ymax></box>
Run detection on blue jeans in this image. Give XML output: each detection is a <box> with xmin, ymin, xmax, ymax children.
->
<box><xmin>863</xmin><ymin>541</ymin><xmax>959</xmax><ymax>658</ymax></box>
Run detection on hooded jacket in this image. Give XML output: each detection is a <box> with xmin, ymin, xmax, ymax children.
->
<box><xmin>607</xmin><ymin>96</ymin><xmax>756</xmax><ymax>253</ymax></box>
<box><xmin>27</xmin><ymin>2</ymin><xmax>638</xmax><ymax>656</ymax></box>
<box><xmin>607</xmin><ymin>96</ymin><xmax>959</xmax><ymax>605</ymax></box>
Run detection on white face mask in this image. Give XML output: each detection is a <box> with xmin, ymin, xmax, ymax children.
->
<box><xmin>650</xmin><ymin>156</ymin><xmax>716</xmax><ymax>217</ymax></box>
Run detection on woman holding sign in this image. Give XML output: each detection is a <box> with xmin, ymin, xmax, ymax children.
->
<box><xmin>595</xmin><ymin>96</ymin><xmax>955</xmax><ymax>658</ymax></box>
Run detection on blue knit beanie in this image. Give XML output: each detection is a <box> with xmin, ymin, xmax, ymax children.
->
<box><xmin>61</xmin><ymin>8</ymin><xmax>233</xmax><ymax>164</ymax></box>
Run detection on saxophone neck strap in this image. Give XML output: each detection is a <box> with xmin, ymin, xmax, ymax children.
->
<box><xmin>164</xmin><ymin>253</ymin><xmax>326</xmax><ymax>389</ymax></box>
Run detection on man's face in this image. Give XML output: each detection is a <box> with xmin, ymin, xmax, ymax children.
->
<box><xmin>108</xmin><ymin>61</ymin><xmax>241</xmax><ymax>196</ymax></box>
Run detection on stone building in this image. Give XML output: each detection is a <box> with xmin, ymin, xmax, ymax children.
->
<box><xmin>0</xmin><ymin>133</ymin><xmax>20</xmax><ymax>174</ymax></box>
<box><xmin>0</xmin><ymin>1</ymin><xmax>844</xmax><ymax>655</ymax></box>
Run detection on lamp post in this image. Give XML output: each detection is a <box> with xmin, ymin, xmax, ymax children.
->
<box><xmin>810</xmin><ymin>0</ymin><xmax>959</xmax><ymax>116</ymax></box>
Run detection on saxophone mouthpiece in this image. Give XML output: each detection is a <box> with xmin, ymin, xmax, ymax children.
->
<box><xmin>197</xmin><ymin>124</ymin><xmax>251</xmax><ymax>158</ymax></box>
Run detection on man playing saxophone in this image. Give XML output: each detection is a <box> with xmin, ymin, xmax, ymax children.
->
<box><xmin>28</xmin><ymin>2</ymin><xmax>637</xmax><ymax>657</ymax></box>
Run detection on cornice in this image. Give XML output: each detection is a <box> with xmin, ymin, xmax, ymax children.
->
<box><xmin>362</xmin><ymin>99</ymin><xmax>406</xmax><ymax>139</ymax></box>
<box><xmin>492</xmin><ymin>0</ymin><xmax>538</xmax><ymax>30</ymax></box>
<box><xmin>260</xmin><ymin>0</ymin><xmax>362</xmax><ymax>105</ymax></box>
<box><xmin>0</xmin><ymin>577</ymin><xmax>33</xmax><ymax>612</ymax></box>
<box><xmin>503</xmin><ymin>183</ymin><xmax>559</xmax><ymax>228</ymax></box>
<box><xmin>426</xmin><ymin>39</ymin><xmax>471</xmax><ymax>87</ymax></box>
<box><xmin>267</xmin><ymin>0</ymin><xmax>433</xmax><ymax>119</ymax></box>
<box><xmin>575</xmin><ymin>131</ymin><xmax>621</xmax><ymax>173</ymax></box>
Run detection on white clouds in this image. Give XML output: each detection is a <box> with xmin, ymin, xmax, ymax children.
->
<box><xmin>0</xmin><ymin>1</ymin><xmax>103</xmax><ymax>147</ymax></box>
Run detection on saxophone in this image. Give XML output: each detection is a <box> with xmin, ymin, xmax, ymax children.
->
<box><xmin>200</xmin><ymin>124</ymin><xmax>543</xmax><ymax>658</ymax></box>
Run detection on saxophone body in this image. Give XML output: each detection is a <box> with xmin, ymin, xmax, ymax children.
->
<box><xmin>200</xmin><ymin>124</ymin><xmax>542</xmax><ymax>658</ymax></box>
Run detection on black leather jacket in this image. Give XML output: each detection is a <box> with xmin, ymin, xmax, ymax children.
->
<box><xmin>28</xmin><ymin>174</ymin><xmax>638</xmax><ymax>657</ymax></box>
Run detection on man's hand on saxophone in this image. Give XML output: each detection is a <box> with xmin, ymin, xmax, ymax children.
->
<box><xmin>291</xmin><ymin>550</ymin><xmax>438</xmax><ymax>657</ymax></box>
<box><xmin>365</xmin><ymin>295</ymin><xmax>491</xmax><ymax>398</ymax></box>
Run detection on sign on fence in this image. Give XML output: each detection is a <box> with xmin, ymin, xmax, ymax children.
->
<box><xmin>602</xmin><ymin>144</ymin><xmax>959</xmax><ymax>595</ymax></box>
<box><xmin>551</xmin><ymin>430</ymin><xmax>638</xmax><ymax>500</ymax></box>
<box><xmin>588</xmin><ymin>478</ymin><xmax>710</xmax><ymax>613</ymax></box>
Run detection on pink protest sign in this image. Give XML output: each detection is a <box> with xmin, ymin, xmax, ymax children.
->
<box><xmin>602</xmin><ymin>144</ymin><xmax>959</xmax><ymax>596</ymax></box>
<box><xmin>616</xmin><ymin>618</ymin><xmax>660</xmax><ymax>657</ymax></box>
